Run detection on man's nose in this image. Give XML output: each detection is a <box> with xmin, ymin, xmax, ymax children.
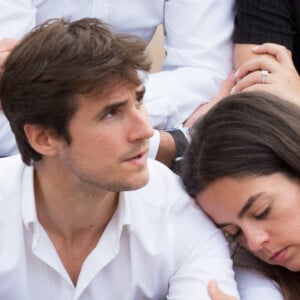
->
<box><xmin>127</xmin><ymin>107</ymin><xmax>154</xmax><ymax>142</ymax></box>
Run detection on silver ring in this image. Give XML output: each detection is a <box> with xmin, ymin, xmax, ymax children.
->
<box><xmin>261</xmin><ymin>69</ymin><xmax>269</xmax><ymax>84</ymax></box>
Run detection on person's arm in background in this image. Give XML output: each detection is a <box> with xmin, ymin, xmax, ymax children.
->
<box><xmin>0</xmin><ymin>1</ymin><xmax>36</xmax><ymax>40</ymax></box>
<box><xmin>233</xmin><ymin>0</ymin><xmax>294</xmax><ymax>67</ymax></box>
<box><xmin>144</xmin><ymin>0</ymin><xmax>234</xmax><ymax>130</ymax></box>
<box><xmin>0</xmin><ymin>1</ymin><xmax>36</xmax><ymax>156</ymax></box>
<box><xmin>185</xmin><ymin>0</ymin><xmax>300</xmax><ymax>129</ymax></box>
<box><xmin>232</xmin><ymin>0</ymin><xmax>300</xmax><ymax>104</ymax></box>
<box><xmin>0</xmin><ymin>39</ymin><xmax>19</xmax><ymax>156</ymax></box>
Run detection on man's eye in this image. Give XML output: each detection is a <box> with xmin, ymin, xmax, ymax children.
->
<box><xmin>103</xmin><ymin>109</ymin><xmax>119</xmax><ymax>119</ymax></box>
<box><xmin>135</xmin><ymin>94</ymin><xmax>144</xmax><ymax>107</ymax></box>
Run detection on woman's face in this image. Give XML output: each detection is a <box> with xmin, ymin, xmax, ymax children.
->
<box><xmin>196</xmin><ymin>173</ymin><xmax>300</xmax><ymax>271</ymax></box>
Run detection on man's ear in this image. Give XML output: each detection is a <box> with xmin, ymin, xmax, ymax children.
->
<box><xmin>23</xmin><ymin>124</ymin><xmax>59</xmax><ymax>157</ymax></box>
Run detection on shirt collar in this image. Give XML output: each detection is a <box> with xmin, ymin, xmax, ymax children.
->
<box><xmin>108</xmin><ymin>191</ymin><xmax>132</xmax><ymax>239</ymax></box>
<box><xmin>21</xmin><ymin>165</ymin><xmax>39</xmax><ymax>230</ymax></box>
<box><xmin>20</xmin><ymin>166</ymin><xmax>133</xmax><ymax>235</ymax></box>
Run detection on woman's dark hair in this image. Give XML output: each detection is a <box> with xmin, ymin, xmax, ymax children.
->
<box><xmin>181</xmin><ymin>91</ymin><xmax>300</xmax><ymax>300</ymax></box>
<box><xmin>0</xmin><ymin>18</ymin><xmax>151</xmax><ymax>165</ymax></box>
<box><xmin>182</xmin><ymin>91</ymin><xmax>300</xmax><ymax>198</ymax></box>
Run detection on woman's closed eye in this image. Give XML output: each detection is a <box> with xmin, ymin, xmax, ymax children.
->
<box><xmin>254</xmin><ymin>205</ymin><xmax>272</xmax><ymax>220</ymax></box>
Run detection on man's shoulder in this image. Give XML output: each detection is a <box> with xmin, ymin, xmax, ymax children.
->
<box><xmin>147</xmin><ymin>158</ymin><xmax>180</xmax><ymax>183</ymax></box>
<box><xmin>131</xmin><ymin>159</ymin><xmax>203</xmax><ymax>217</ymax></box>
<box><xmin>125</xmin><ymin>159</ymin><xmax>223</xmax><ymax>258</ymax></box>
<box><xmin>145</xmin><ymin>158</ymin><xmax>188</xmax><ymax>203</ymax></box>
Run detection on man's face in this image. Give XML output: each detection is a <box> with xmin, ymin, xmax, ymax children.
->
<box><xmin>56</xmin><ymin>82</ymin><xmax>153</xmax><ymax>192</ymax></box>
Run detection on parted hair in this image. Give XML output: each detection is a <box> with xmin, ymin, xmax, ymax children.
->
<box><xmin>181</xmin><ymin>91</ymin><xmax>300</xmax><ymax>300</ymax></box>
<box><xmin>0</xmin><ymin>18</ymin><xmax>151</xmax><ymax>165</ymax></box>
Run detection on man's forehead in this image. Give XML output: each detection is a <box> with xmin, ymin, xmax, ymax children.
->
<box><xmin>75</xmin><ymin>82</ymin><xmax>144</xmax><ymax>104</ymax></box>
<box><xmin>91</xmin><ymin>78</ymin><xmax>141</xmax><ymax>94</ymax></box>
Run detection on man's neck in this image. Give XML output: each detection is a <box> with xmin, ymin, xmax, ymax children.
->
<box><xmin>33</xmin><ymin>162</ymin><xmax>119</xmax><ymax>285</ymax></box>
<box><xmin>33</xmin><ymin>163</ymin><xmax>119</xmax><ymax>239</ymax></box>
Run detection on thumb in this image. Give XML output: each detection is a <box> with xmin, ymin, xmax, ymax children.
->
<box><xmin>212</xmin><ymin>70</ymin><xmax>236</xmax><ymax>103</ymax></box>
<box><xmin>0</xmin><ymin>38</ymin><xmax>19</xmax><ymax>52</ymax></box>
<box><xmin>208</xmin><ymin>280</ymin><xmax>238</xmax><ymax>300</ymax></box>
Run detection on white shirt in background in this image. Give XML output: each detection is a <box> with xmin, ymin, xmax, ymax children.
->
<box><xmin>235</xmin><ymin>267</ymin><xmax>284</xmax><ymax>300</ymax></box>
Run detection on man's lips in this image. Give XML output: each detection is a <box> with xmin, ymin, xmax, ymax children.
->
<box><xmin>125</xmin><ymin>148</ymin><xmax>148</xmax><ymax>161</ymax></box>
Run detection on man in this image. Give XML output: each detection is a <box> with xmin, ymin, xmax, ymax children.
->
<box><xmin>0</xmin><ymin>18</ymin><xmax>238</xmax><ymax>299</ymax></box>
<box><xmin>0</xmin><ymin>0</ymin><xmax>235</xmax><ymax>164</ymax></box>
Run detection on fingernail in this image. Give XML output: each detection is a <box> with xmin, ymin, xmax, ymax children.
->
<box><xmin>233</xmin><ymin>69</ymin><xmax>240</xmax><ymax>78</ymax></box>
<box><xmin>230</xmin><ymin>86</ymin><xmax>236</xmax><ymax>94</ymax></box>
<box><xmin>252</xmin><ymin>45</ymin><xmax>260</xmax><ymax>51</ymax></box>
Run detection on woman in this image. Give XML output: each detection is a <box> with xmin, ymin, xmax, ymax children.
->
<box><xmin>182</xmin><ymin>91</ymin><xmax>300</xmax><ymax>300</ymax></box>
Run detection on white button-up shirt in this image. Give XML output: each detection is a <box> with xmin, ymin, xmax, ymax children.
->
<box><xmin>0</xmin><ymin>155</ymin><xmax>239</xmax><ymax>300</ymax></box>
<box><xmin>235</xmin><ymin>268</ymin><xmax>284</xmax><ymax>300</ymax></box>
<box><xmin>0</xmin><ymin>0</ymin><xmax>234</xmax><ymax>157</ymax></box>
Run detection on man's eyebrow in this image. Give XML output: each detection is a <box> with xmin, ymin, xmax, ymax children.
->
<box><xmin>215</xmin><ymin>192</ymin><xmax>264</xmax><ymax>228</ymax></box>
<box><xmin>103</xmin><ymin>100</ymin><xmax>128</xmax><ymax>111</ymax></box>
<box><xmin>94</xmin><ymin>100</ymin><xmax>128</xmax><ymax>120</ymax></box>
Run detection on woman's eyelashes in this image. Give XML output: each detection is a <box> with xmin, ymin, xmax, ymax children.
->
<box><xmin>254</xmin><ymin>205</ymin><xmax>272</xmax><ymax>220</ymax></box>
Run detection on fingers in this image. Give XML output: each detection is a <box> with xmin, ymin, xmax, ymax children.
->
<box><xmin>233</xmin><ymin>70</ymin><xmax>272</xmax><ymax>93</ymax></box>
<box><xmin>0</xmin><ymin>52</ymin><xmax>10</xmax><ymax>66</ymax></box>
<box><xmin>234</xmin><ymin>54</ymin><xmax>280</xmax><ymax>80</ymax></box>
<box><xmin>252</xmin><ymin>43</ymin><xmax>292</xmax><ymax>65</ymax></box>
<box><xmin>208</xmin><ymin>280</ymin><xmax>239</xmax><ymax>300</ymax></box>
<box><xmin>0</xmin><ymin>38</ymin><xmax>19</xmax><ymax>52</ymax></box>
<box><xmin>184</xmin><ymin>70</ymin><xmax>237</xmax><ymax>127</ymax></box>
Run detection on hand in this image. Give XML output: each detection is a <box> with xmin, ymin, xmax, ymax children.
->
<box><xmin>208</xmin><ymin>280</ymin><xmax>239</xmax><ymax>300</ymax></box>
<box><xmin>0</xmin><ymin>38</ymin><xmax>18</xmax><ymax>68</ymax></box>
<box><xmin>232</xmin><ymin>43</ymin><xmax>300</xmax><ymax>105</ymax></box>
<box><xmin>0</xmin><ymin>38</ymin><xmax>19</xmax><ymax>109</ymax></box>
<box><xmin>184</xmin><ymin>71</ymin><xmax>236</xmax><ymax>127</ymax></box>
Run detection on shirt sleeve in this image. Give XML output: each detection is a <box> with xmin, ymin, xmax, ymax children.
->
<box><xmin>0</xmin><ymin>1</ymin><xmax>37</xmax><ymax>156</ymax></box>
<box><xmin>144</xmin><ymin>0</ymin><xmax>234</xmax><ymax>129</ymax></box>
<box><xmin>233</xmin><ymin>0</ymin><xmax>295</xmax><ymax>50</ymax></box>
<box><xmin>0</xmin><ymin>0</ymin><xmax>37</xmax><ymax>40</ymax></box>
<box><xmin>0</xmin><ymin>112</ymin><xmax>19</xmax><ymax>157</ymax></box>
<box><xmin>167</xmin><ymin>197</ymin><xmax>239</xmax><ymax>299</ymax></box>
<box><xmin>235</xmin><ymin>267</ymin><xmax>284</xmax><ymax>300</ymax></box>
